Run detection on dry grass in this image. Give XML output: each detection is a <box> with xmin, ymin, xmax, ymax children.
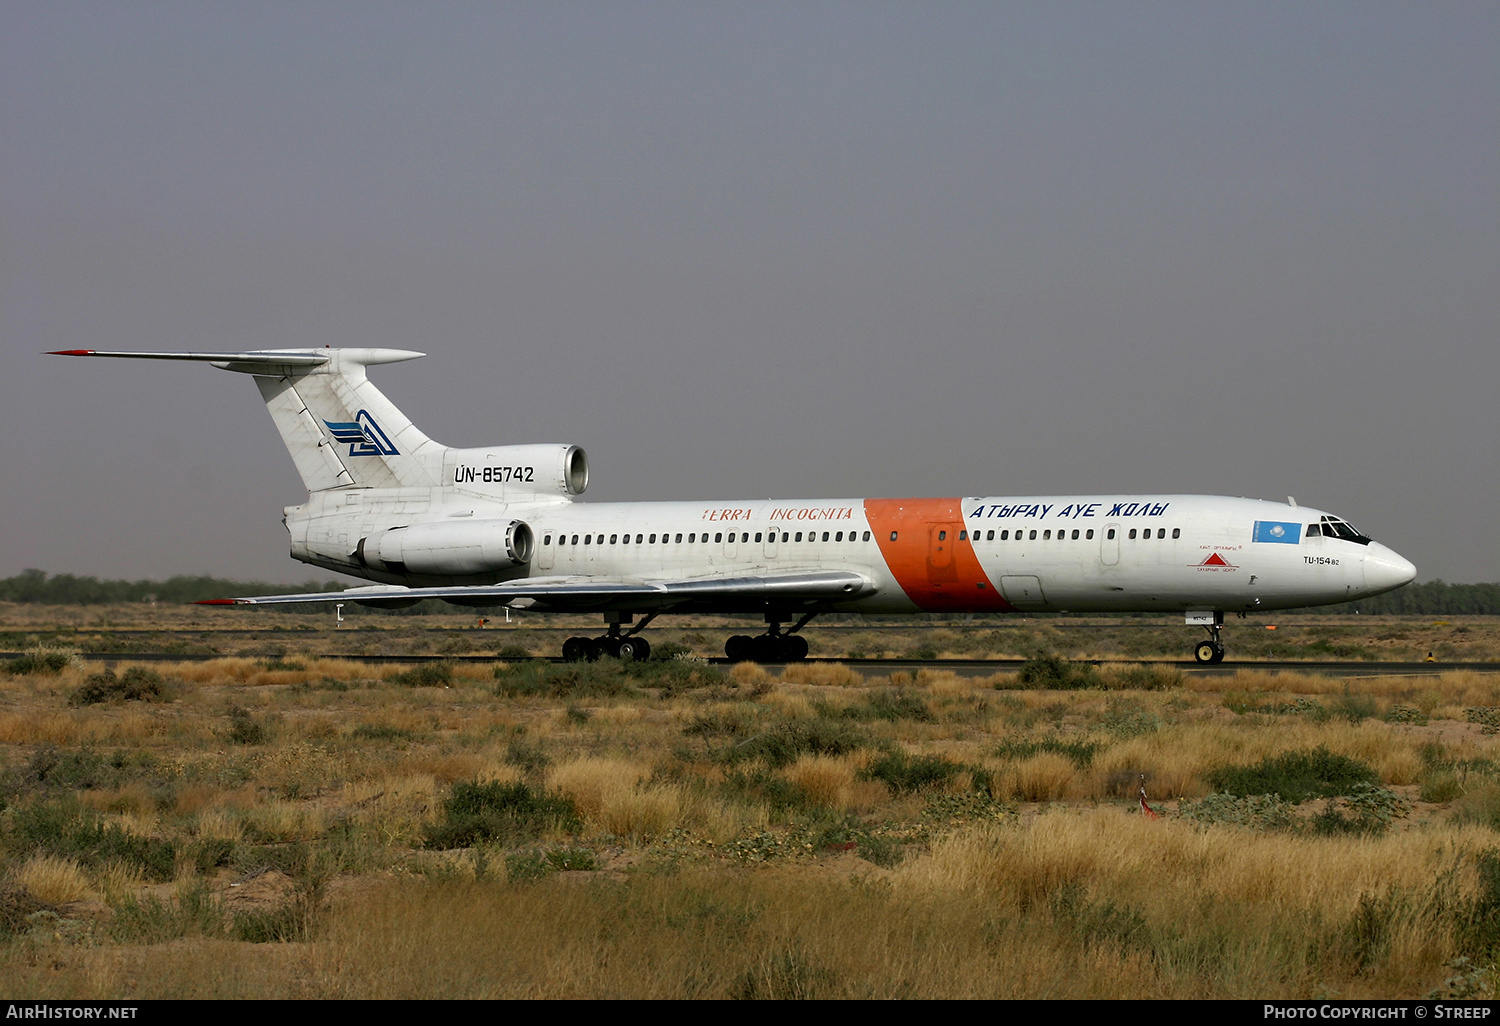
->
<box><xmin>1</xmin><ymin>606</ymin><xmax>1498</xmax><ymax>999</ymax></box>
<box><xmin>14</xmin><ymin>855</ymin><xmax>91</xmax><ymax>905</ymax></box>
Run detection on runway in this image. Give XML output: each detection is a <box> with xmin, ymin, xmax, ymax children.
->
<box><xmin>5</xmin><ymin>649</ymin><xmax>1494</xmax><ymax>679</ymax></box>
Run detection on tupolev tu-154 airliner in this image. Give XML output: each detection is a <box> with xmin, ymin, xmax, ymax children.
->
<box><xmin>52</xmin><ymin>348</ymin><xmax>1416</xmax><ymax>664</ymax></box>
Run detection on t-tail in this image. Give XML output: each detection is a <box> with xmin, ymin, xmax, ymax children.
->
<box><xmin>46</xmin><ymin>348</ymin><xmax>588</xmax><ymax>502</ymax></box>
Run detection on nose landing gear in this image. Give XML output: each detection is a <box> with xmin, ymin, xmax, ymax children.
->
<box><xmin>1188</xmin><ymin>610</ymin><xmax>1226</xmax><ymax>663</ymax></box>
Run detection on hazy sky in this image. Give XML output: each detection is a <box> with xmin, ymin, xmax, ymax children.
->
<box><xmin>2</xmin><ymin>2</ymin><xmax>1495</xmax><ymax>585</ymax></box>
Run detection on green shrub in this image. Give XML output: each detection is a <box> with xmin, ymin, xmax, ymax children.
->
<box><xmin>1179</xmin><ymin>793</ymin><xmax>1296</xmax><ymax>831</ymax></box>
<box><xmin>11</xmin><ymin>799</ymin><xmax>177</xmax><ymax>882</ymax></box>
<box><xmin>225</xmin><ymin>706</ymin><xmax>269</xmax><ymax>745</ymax></box>
<box><xmin>864</xmin><ymin>751</ymin><xmax>963</xmax><ymax>794</ymax></box>
<box><xmin>1010</xmin><ymin>653</ymin><xmax>1100</xmax><ymax>690</ymax></box>
<box><xmin>852</xmin><ymin>689</ymin><xmax>935</xmax><ymax>723</ymax></box>
<box><xmin>3</xmin><ymin>649</ymin><xmax>74</xmax><ymax>676</ymax></box>
<box><xmin>720</xmin><ymin>719</ymin><xmax>873</xmax><ymax>769</ymax></box>
<box><xmin>423</xmin><ymin>780</ymin><xmax>582</xmax><ymax>849</ymax></box>
<box><xmin>391</xmin><ymin>662</ymin><xmax>454</xmax><ymax>688</ymax></box>
<box><xmin>69</xmin><ymin>666</ymin><xmax>175</xmax><ymax>706</ymax></box>
<box><xmin>1206</xmin><ymin>746</ymin><xmax>1377</xmax><ymax>804</ymax></box>
<box><xmin>1311</xmin><ymin>784</ymin><xmax>1410</xmax><ymax>836</ymax></box>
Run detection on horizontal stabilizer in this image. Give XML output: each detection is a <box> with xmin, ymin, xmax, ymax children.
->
<box><xmin>48</xmin><ymin>349</ymin><xmax>424</xmax><ymax>375</ymax></box>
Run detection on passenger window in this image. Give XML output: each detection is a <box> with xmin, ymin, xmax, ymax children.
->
<box><xmin>890</xmin><ymin>531</ymin><xmax>898</xmax><ymax>541</ymax></box>
<box><xmin>570</xmin><ymin>535</ymin><xmax>578</xmax><ymax>545</ymax></box>
<box><xmin>1043</xmin><ymin>530</ymin><xmax>1051</xmax><ymax>540</ymax></box>
<box><xmin>1071</xmin><ymin>529</ymin><xmax>1079</xmax><ymax>540</ymax></box>
<box><xmin>938</xmin><ymin>530</ymin><xmax>947</xmax><ymax>541</ymax></box>
<box><xmin>543</xmin><ymin>535</ymin><xmax>552</xmax><ymax>545</ymax></box>
<box><xmin>1172</xmin><ymin>528</ymin><xmax>1180</xmax><ymax>539</ymax></box>
<box><xmin>822</xmin><ymin>532</ymin><xmax>830</xmax><ymax>542</ymax></box>
<box><xmin>958</xmin><ymin>530</ymin><xmax>966</xmax><ymax>541</ymax></box>
<box><xmin>1129</xmin><ymin>529</ymin><xmax>1137</xmax><ymax>539</ymax></box>
<box><xmin>1001</xmin><ymin>530</ymin><xmax>1008</xmax><ymax>540</ymax></box>
<box><xmin>610</xmin><ymin>534</ymin><xmax>618</xmax><ymax>544</ymax></box>
<box><xmin>688</xmin><ymin>533</ymin><xmax>696</xmax><ymax>543</ymax></box>
<box><xmin>836</xmin><ymin>532</ymin><xmax>844</xmax><ymax>542</ymax></box>
<box><xmin>715</xmin><ymin>533</ymin><xmax>723</xmax><ymax>543</ymax></box>
<box><xmin>1086</xmin><ymin>529</ymin><xmax>1094</xmax><ymax>540</ymax></box>
<box><xmin>648</xmin><ymin>534</ymin><xmax>656</xmax><ymax>544</ymax></box>
<box><xmin>1158</xmin><ymin>528</ymin><xmax>1165</xmax><ymax>539</ymax></box>
<box><xmin>1029</xmin><ymin>530</ymin><xmax>1037</xmax><ymax>540</ymax></box>
<box><xmin>1107</xmin><ymin>529</ymin><xmax>1115</xmax><ymax>540</ymax></box>
<box><xmin>862</xmin><ymin>532</ymin><xmax>870</xmax><ymax>541</ymax></box>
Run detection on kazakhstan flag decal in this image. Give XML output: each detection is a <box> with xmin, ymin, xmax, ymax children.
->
<box><xmin>1252</xmin><ymin>521</ymin><xmax>1302</xmax><ymax>544</ymax></box>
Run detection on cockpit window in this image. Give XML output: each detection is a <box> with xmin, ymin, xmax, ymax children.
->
<box><xmin>1320</xmin><ymin>516</ymin><xmax>1371</xmax><ymax>545</ymax></box>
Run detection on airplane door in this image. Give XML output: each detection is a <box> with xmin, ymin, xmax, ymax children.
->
<box><xmin>537</xmin><ymin>531</ymin><xmax>555</xmax><ymax>570</ymax></box>
<box><xmin>764</xmin><ymin>528</ymin><xmax>779</xmax><ymax>561</ymax></box>
<box><xmin>725</xmin><ymin>530</ymin><xmax>739</xmax><ymax>561</ymax></box>
<box><xmin>927</xmin><ymin>524</ymin><xmax>960</xmax><ymax>585</ymax></box>
<box><xmin>1101</xmin><ymin>523</ymin><xmax>1120</xmax><ymax>566</ymax></box>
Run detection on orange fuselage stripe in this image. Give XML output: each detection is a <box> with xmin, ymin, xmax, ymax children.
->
<box><xmin>863</xmin><ymin>498</ymin><xmax>1016</xmax><ymax>612</ymax></box>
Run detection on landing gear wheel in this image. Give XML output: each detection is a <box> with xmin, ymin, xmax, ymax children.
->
<box><xmin>1210</xmin><ymin>644</ymin><xmax>1225</xmax><ymax>664</ymax></box>
<box><xmin>633</xmin><ymin>637</ymin><xmax>651</xmax><ymax>662</ymax></box>
<box><xmin>562</xmin><ymin>637</ymin><xmax>596</xmax><ymax>663</ymax></box>
<box><xmin>725</xmin><ymin>635</ymin><xmax>754</xmax><ymax>662</ymax></box>
<box><xmin>598</xmin><ymin>637</ymin><xmax>623</xmax><ymax>660</ymax></box>
<box><xmin>1194</xmin><ymin>641</ymin><xmax>1218</xmax><ymax>664</ymax></box>
<box><xmin>616</xmin><ymin>637</ymin><xmax>644</xmax><ymax>663</ymax></box>
<box><xmin>783</xmin><ymin>635</ymin><xmax>809</xmax><ymax>661</ymax></box>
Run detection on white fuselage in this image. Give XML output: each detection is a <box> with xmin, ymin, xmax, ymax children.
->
<box><xmin>286</xmin><ymin>491</ymin><xmax>1413</xmax><ymax>616</ymax></box>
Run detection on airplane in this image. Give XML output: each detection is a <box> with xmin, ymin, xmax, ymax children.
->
<box><xmin>51</xmin><ymin>347</ymin><xmax>1416</xmax><ymax>664</ymax></box>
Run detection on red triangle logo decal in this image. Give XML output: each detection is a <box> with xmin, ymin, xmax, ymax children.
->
<box><xmin>1202</xmin><ymin>553</ymin><xmax>1230</xmax><ymax>566</ymax></box>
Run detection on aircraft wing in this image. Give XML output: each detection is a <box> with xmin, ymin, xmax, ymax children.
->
<box><xmin>197</xmin><ymin>570</ymin><xmax>876</xmax><ymax>613</ymax></box>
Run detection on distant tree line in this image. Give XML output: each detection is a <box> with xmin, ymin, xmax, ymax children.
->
<box><xmin>0</xmin><ymin>569</ymin><xmax>344</xmax><ymax>606</ymax></box>
<box><xmin>1</xmin><ymin>570</ymin><xmax>1495</xmax><ymax>616</ymax></box>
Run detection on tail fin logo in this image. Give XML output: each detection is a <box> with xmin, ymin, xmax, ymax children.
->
<box><xmin>323</xmin><ymin>411</ymin><xmax>400</xmax><ymax>457</ymax></box>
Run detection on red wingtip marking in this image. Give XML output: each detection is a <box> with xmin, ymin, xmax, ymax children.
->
<box><xmin>194</xmin><ymin>599</ymin><xmax>239</xmax><ymax>605</ymax></box>
<box><xmin>48</xmin><ymin>350</ymin><xmax>95</xmax><ymax>356</ymax></box>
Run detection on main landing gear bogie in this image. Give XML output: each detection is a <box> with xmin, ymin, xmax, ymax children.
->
<box><xmin>724</xmin><ymin>612</ymin><xmax>818</xmax><ymax>663</ymax></box>
<box><xmin>561</xmin><ymin>635</ymin><xmax>654</xmax><ymax>663</ymax></box>
<box><xmin>725</xmin><ymin>633</ymin><xmax>809</xmax><ymax>663</ymax></box>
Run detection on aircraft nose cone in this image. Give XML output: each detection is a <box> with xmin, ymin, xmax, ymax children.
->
<box><xmin>1363</xmin><ymin>543</ymin><xmax>1416</xmax><ymax>596</ymax></box>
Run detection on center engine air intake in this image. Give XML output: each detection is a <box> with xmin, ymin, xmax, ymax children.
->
<box><xmin>359</xmin><ymin>520</ymin><xmax>534</xmax><ymax>576</ymax></box>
